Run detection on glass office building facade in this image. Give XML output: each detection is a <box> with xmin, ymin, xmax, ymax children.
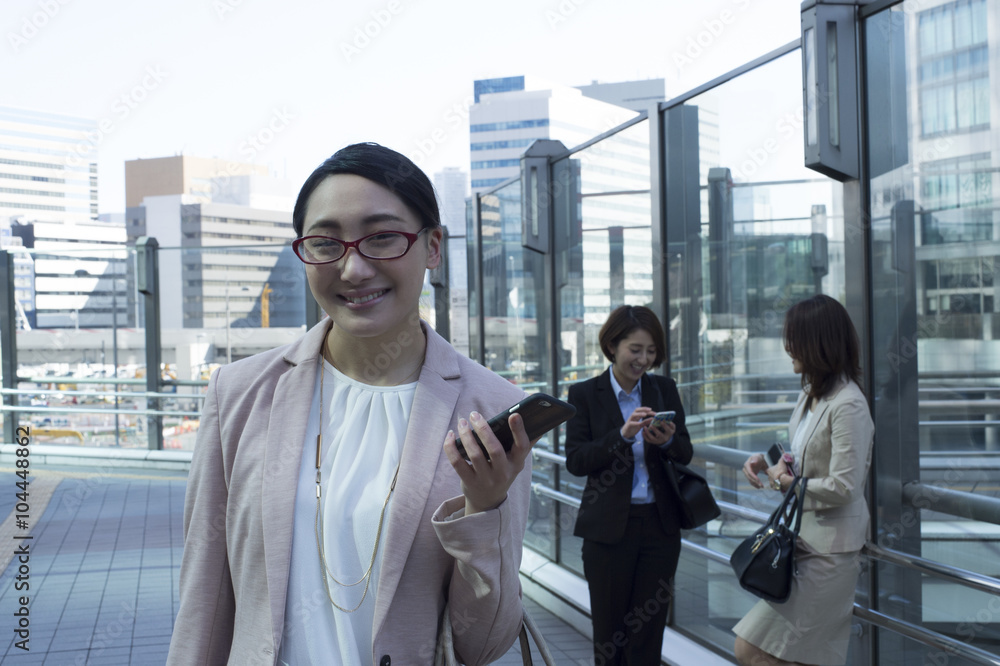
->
<box><xmin>2</xmin><ymin>0</ymin><xmax>999</xmax><ymax>662</ymax></box>
<box><xmin>462</xmin><ymin>1</ymin><xmax>1000</xmax><ymax>663</ymax></box>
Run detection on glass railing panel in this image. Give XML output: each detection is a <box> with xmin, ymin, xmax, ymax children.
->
<box><xmin>866</xmin><ymin>2</ymin><xmax>1000</xmax><ymax>659</ymax></box>
<box><xmin>7</xmin><ymin>241</ymin><xmax>310</xmax><ymax>450</ymax></box>
<box><xmin>8</xmin><ymin>244</ymin><xmax>142</xmax><ymax>448</ymax></box>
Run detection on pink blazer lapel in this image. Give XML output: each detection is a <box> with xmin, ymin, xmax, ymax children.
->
<box><xmin>261</xmin><ymin>320</ymin><xmax>330</xmax><ymax>650</ymax></box>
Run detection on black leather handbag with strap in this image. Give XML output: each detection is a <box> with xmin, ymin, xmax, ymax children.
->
<box><xmin>662</xmin><ymin>458</ymin><xmax>721</xmax><ymax>529</ymax></box>
<box><xmin>729</xmin><ymin>476</ymin><xmax>808</xmax><ymax>603</ymax></box>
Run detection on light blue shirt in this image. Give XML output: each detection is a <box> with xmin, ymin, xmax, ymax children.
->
<box><xmin>608</xmin><ymin>368</ymin><xmax>657</xmax><ymax>504</ymax></box>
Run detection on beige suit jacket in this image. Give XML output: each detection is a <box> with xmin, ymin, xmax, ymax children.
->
<box><xmin>166</xmin><ymin>320</ymin><xmax>530</xmax><ymax>665</ymax></box>
<box><xmin>792</xmin><ymin>378</ymin><xmax>875</xmax><ymax>554</ymax></box>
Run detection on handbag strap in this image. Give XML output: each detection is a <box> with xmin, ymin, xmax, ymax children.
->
<box><xmin>765</xmin><ymin>474</ymin><xmax>801</xmax><ymax>529</ymax></box>
<box><xmin>436</xmin><ymin>603</ymin><xmax>556</xmax><ymax>666</ymax></box>
<box><xmin>790</xmin><ymin>477</ymin><xmax>808</xmax><ymax>534</ymax></box>
<box><xmin>519</xmin><ymin>607</ymin><xmax>557</xmax><ymax>665</ymax></box>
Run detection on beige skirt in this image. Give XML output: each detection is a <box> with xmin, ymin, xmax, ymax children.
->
<box><xmin>733</xmin><ymin>540</ymin><xmax>861</xmax><ymax>666</ymax></box>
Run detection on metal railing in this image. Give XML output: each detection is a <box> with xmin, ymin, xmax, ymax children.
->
<box><xmin>528</xmin><ymin>445</ymin><xmax>1000</xmax><ymax>666</ymax></box>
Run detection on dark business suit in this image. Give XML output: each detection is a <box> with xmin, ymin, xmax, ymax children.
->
<box><xmin>565</xmin><ymin>369</ymin><xmax>693</xmax><ymax>666</ymax></box>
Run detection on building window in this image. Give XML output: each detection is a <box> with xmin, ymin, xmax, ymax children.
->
<box><xmin>921</xmin><ymin>152</ymin><xmax>991</xmax><ymax>213</ymax></box>
<box><xmin>471</xmin><ymin>159</ymin><xmax>522</xmax><ymax>170</ymax></box>
<box><xmin>471</xmin><ymin>139</ymin><xmax>536</xmax><ymax>152</ymax></box>
<box><xmin>470</xmin><ymin>119</ymin><xmax>550</xmax><ymax>133</ymax></box>
<box><xmin>918</xmin><ymin>0</ymin><xmax>989</xmax><ymax>136</ymax></box>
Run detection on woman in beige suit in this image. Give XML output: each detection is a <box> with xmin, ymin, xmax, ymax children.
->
<box><xmin>166</xmin><ymin>143</ymin><xmax>533</xmax><ymax>665</ymax></box>
<box><xmin>734</xmin><ymin>295</ymin><xmax>874</xmax><ymax>666</ymax></box>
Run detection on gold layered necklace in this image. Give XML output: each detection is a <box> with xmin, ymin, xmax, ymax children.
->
<box><xmin>314</xmin><ymin>354</ymin><xmax>400</xmax><ymax>614</ymax></box>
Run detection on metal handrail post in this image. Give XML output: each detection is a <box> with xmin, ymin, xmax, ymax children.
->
<box><xmin>1</xmin><ymin>250</ymin><xmax>19</xmax><ymax>445</ymax></box>
<box><xmin>137</xmin><ymin>237</ymin><xmax>163</xmax><ymax>451</ymax></box>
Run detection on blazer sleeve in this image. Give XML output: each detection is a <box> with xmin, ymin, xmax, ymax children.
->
<box><xmin>166</xmin><ymin>370</ymin><xmax>236</xmax><ymax>665</ymax></box>
<box><xmin>803</xmin><ymin>394</ymin><xmax>874</xmax><ymax>510</ymax></box>
<box><xmin>564</xmin><ymin>381</ymin><xmax>631</xmax><ymax>477</ymax></box>
<box><xmin>431</xmin><ymin>457</ymin><xmax>531</xmax><ymax>665</ymax></box>
<box><xmin>652</xmin><ymin>376</ymin><xmax>693</xmax><ymax>466</ymax></box>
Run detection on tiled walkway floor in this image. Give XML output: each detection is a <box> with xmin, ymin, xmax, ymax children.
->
<box><xmin>0</xmin><ymin>467</ymin><xmax>593</xmax><ymax>665</ymax></box>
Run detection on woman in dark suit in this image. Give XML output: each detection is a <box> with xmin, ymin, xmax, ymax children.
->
<box><xmin>565</xmin><ymin>305</ymin><xmax>693</xmax><ymax>666</ymax></box>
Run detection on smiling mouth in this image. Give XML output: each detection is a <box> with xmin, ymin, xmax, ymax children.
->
<box><xmin>343</xmin><ymin>289</ymin><xmax>387</xmax><ymax>305</ymax></box>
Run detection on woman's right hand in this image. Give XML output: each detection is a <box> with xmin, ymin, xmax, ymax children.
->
<box><xmin>621</xmin><ymin>407</ymin><xmax>655</xmax><ymax>440</ymax></box>
<box><xmin>742</xmin><ymin>453</ymin><xmax>767</xmax><ymax>489</ymax></box>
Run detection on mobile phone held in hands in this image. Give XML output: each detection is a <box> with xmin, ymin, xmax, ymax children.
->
<box><xmin>650</xmin><ymin>410</ymin><xmax>676</xmax><ymax>429</ymax></box>
<box><xmin>766</xmin><ymin>443</ymin><xmax>785</xmax><ymax>467</ymax></box>
<box><xmin>458</xmin><ymin>393</ymin><xmax>577</xmax><ymax>461</ymax></box>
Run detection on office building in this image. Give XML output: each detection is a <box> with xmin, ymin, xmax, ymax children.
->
<box><xmin>469</xmin><ymin>76</ymin><xmax>644</xmax><ymax>192</ymax></box>
<box><xmin>126</xmin><ymin>156</ymin><xmax>302</xmax><ymax>334</ymax></box>
<box><xmin>0</xmin><ymin>106</ymin><xmax>130</xmax><ymax>329</ymax></box>
<box><xmin>124</xmin><ymin>155</ymin><xmax>268</xmax><ymax>209</ymax></box>
<box><xmin>0</xmin><ymin>105</ymin><xmax>98</xmax><ymax>222</ymax></box>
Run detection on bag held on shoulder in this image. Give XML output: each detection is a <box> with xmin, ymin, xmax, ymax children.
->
<box><xmin>663</xmin><ymin>458</ymin><xmax>721</xmax><ymax>529</ymax></box>
<box><xmin>729</xmin><ymin>476</ymin><xmax>808</xmax><ymax>603</ymax></box>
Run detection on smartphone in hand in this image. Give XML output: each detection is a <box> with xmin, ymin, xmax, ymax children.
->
<box><xmin>649</xmin><ymin>410</ymin><xmax>676</xmax><ymax>430</ymax></box>
<box><xmin>766</xmin><ymin>443</ymin><xmax>785</xmax><ymax>467</ymax></box>
<box><xmin>458</xmin><ymin>393</ymin><xmax>576</xmax><ymax>461</ymax></box>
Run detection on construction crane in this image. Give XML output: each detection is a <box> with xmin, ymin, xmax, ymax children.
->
<box><xmin>261</xmin><ymin>282</ymin><xmax>272</xmax><ymax>328</ymax></box>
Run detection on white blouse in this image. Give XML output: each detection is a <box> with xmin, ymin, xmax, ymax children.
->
<box><xmin>278</xmin><ymin>360</ymin><xmax>416</xmax><ymax>666</ymax></box>
<box><xmin>791</xmin><ymin>400</ymin><xmax>816</xmax><ymax>471</ymax></box>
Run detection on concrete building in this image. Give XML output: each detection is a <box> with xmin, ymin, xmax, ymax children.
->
<box><xmin>469</xmin><ymin>76</ymin><xmax>642</xmax><ymax>192</ymax></box>
<box><xmin>575</xmin><ymin>78</ymin><xmax>666</xmax><ymax>113</ymax></box>
<box><xmin>125</xmin><ymin>156</ymin><xmax>302</xmax><ymax>339</ymax></box>
<box><xmin>124</xmin><ymin>155</ymin><xmax>267</xmax><ymax>208</ymax></box>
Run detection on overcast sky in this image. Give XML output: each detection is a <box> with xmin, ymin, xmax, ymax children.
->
<box><xmin>3</xmin><ymin>0</ymin><xmax>802</xmax><ymax>213</ymax></box>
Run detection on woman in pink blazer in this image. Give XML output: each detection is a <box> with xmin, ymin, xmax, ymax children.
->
<box><xmin>736</xmin><ymin>295</ymin><xmax>874</xmax><ymax>666</ymax></box>
<box><xmin>166</xmin><ymin>143</ymin><xmax>533</xmax><ymax>665</ymax></box>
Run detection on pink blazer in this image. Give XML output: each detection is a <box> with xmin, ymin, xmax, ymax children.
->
<box><xmin>792</xmin><ymin>378</ymin><xmax>875</xmax><ymax>554</ymax></box>
<box><xmin>166</xmin><ymin>320</ymin><xmax>530</xmax><ymax>665</ymax></box>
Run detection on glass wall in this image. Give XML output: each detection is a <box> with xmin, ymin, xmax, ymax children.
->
<box><xmin>462</xmin><ymin>2</ymin><xmax>1000</xmax><ymax>662</ymax></box>
<box><xmin>866</xmin><ymin>1</ymin><xmax>1000</xmax><ymax>663</ymax></box>
<box><xmin>1</xmin><ymin>242</ymin><xmax>309</xmax><ymax>450</ymax></box>
<box><xmin>662</xmin><ymin>50</ymin><xmax>855</xmax><ymax>654</ymax></box>
<box><xmin>554</xmin><ymin>118</ymin><xmax>653</xmax><ymax>575</ymax></box>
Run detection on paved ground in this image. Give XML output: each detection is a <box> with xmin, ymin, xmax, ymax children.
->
<box><xmin>0</xmin><ymin>466</ymin><xmax>593</xmax><ymax>665</ymax></box>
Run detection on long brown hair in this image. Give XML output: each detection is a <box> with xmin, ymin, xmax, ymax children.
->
<box><xmin>783</xmin><ymin>295</ymin><xmax>862</xmax><ymax>402</ymax></box>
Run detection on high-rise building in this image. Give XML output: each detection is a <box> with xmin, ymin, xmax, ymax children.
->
<box><xmin>0</xmin><ymin>105</ymin><xmax>98</xmax><ymax>222</ymax></box>
<box><xmin>125</xmin><ymin>156</ymin><xmax>301</xmax><ymax>333</ymax></box>
<box><xmin>468</xmin><ymin>76</ymin><xmax>661</xmax><ymax>193</ymax></box>
<box><xmin>866</xmin><ymin>0</ymin><xmax>995</xmax><ymax>343</ymax></box>
<box><xmin>575</xmin><ymin>79</ymin><xmax>666</xmax><ymax>113</ymax></box>
<box><xmin>0</xmin><ymin>106</ymin><xmax>131</xmax><ymax>329</ymax></box>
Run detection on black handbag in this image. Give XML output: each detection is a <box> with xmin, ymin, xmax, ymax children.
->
<box><xmin>729</xmin><ymin>476</ymin><xmax>808</xmax><ymax>603</ymax></box>
<box><xmin>663</xmin><ymin>458</ymin><xmax>721</xmax><ymax>529</ymax></box>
